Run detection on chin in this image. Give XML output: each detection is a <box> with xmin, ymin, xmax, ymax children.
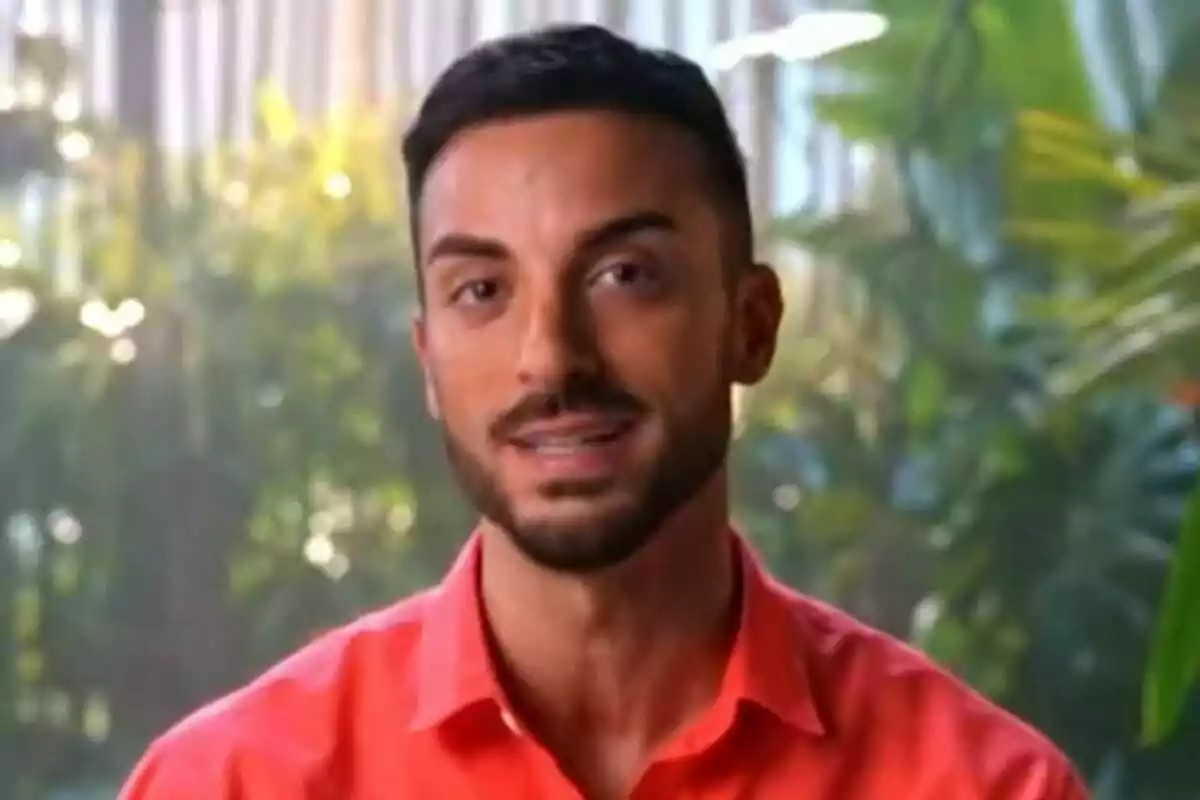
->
<box><xmin>501</xmin><ymin>493</ymin><xmax>662</xmax><ymax>573</ymax></box>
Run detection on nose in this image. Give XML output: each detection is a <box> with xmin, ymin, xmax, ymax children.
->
<box><xmin>514</xmin><ymin>286</ymin><xmax>600</xmax><ymax>389</ymax></box>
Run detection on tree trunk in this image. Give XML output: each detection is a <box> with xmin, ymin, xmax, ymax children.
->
<box><xmin>110</xmin><ymin>0</ymin><xmax>247</xmax><ymax>751</ymax></box>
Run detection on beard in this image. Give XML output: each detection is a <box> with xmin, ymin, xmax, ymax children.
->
<box><xmin>440</xmin><ymin>377</ymin><xmax>732</xmax><ymax>574</ymax></box>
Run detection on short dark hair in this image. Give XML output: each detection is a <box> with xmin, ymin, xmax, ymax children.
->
<box><xmin>401</xmin><ymin>24</ymin><xmax>752</xmax><ymax>266</ymax></box>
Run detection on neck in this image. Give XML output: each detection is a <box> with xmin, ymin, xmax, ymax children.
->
<box><xmin>478</xmin><ymin>473</ymin><xmax>738</xmax><ymax>759</ymax></box>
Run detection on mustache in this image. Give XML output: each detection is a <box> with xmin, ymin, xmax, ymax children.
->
<box><xmin>490</xmin><ymin>377</ymin><xmax>646</xmax><ymax>441</ymax></box>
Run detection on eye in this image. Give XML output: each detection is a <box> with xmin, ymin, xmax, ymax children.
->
<box><xmin>449</xmin><ymin>278</ymin><xmax>502</xmax><ymax>306</ymax></box>
<box><xmin>593</xmin><ymin>261</ymin><xmax>661</xmax><ymax>292</ymax></box>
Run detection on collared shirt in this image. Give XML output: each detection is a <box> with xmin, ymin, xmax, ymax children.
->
<box><xmin>119</xmin><ymin>531</ymin><xmax>1089</xmax><ymax>799</ymax></box>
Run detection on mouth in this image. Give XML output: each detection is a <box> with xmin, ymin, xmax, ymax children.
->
<box><xmin>508</xmin><ymin>419</ymin><xmax>633</xmax><ymax>450</ymax></box>
<box><xmin>504</xmin><ymin>414</ymin><xmax>641</xmax><ymax>480</ymax></box>
<box><xmin>508</xmin><ymin>414</ymin><xmax>637</xmax><ymax>453</ymax></box>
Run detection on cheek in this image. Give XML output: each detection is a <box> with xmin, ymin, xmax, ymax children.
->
<box><xmin>423</xmin><ymin>349</ymin><xmax>507</xmax><ymax>444</ymax></box>
<box><xmin>600</xmin><ymin>307</ymin><xmax>729</xmax><ymax>409</ymax></box>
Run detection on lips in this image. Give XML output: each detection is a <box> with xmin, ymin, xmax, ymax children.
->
<box><xmin>508</xmin><ymin>414</ymin><xmax>636</xmax><ymax>452</ymax></box>
<box><xmin>504</xmin><ymin>413</ymin><xmax>640</xmax><ymax>481</ymax></box>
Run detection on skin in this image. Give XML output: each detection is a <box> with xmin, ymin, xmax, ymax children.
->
<box><xmin>411</xmin><ymin>110</ymin><xmax>783</xmax><ymax>800</ymax></box>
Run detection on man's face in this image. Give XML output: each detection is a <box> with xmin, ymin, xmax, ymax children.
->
<box><xmin>412</xmin><ymin>111</ymin><xmax>781</xmax><ymax>573</ymax></box>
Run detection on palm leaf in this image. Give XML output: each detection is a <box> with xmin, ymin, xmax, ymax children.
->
<box><xmin>1143</xmin><ymin>475</ymin><xmax>1200</xmax><ymax>745</ymax></box>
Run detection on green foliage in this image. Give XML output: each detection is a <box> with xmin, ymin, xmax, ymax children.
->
<box><xmin>1144</xmin><ymin>476</ymin><xmax>1200</xmax><ymax>745</ymax></box>
<box><xmin>1011</xmin><ymin>110</ymin><xmax>1200</xmax><ymax>397</ymax></box>
<box><xmin>748</xmin><ymin>0</ymin><xmax>1200</xmax><ymax>794</ymax></box>
<box><xmin>1004</xmin><ymin>26</ymin><xmax>1200</xmax><ymax>746</ymax></box>
<box><xmin>0</xmin><ymin>87</ymin><xmax>473</xmax><ymax>795</ymax></box>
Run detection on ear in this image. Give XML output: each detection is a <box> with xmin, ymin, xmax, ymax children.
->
<box><xmin>730</xmin><ymin>262</ymin><xmax>784</xmax><ymax>386</ymax></box>
<box><xmin>410</xmin><ymin>315</ymin><xmax>441</xmax><ymax>420</ymax></box>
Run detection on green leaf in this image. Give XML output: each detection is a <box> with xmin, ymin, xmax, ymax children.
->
<box><xmin>1049</xmin><ymin>304</ymin><xmax>1200</xmax><ymax>398</ymax></box>
<box><xmin>905</xmin><ymin>358</ymin><xmax>948</xmax><ymax>432</ymax></box>
<box><xmin>1005</xmin><ymin>219</ymin><xmax>1127</xmax><ymax>261</ymax></box>
<box><xmin>1142</xmin><ymin>472</ymin><xmax>1200</xmax><ymax>745</ymax></box>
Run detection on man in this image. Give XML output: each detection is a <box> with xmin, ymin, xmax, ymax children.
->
<box><xmin>120</xmin><ymin>24</ymin><xmax>1088</xmax><ymax>800</ymax></box>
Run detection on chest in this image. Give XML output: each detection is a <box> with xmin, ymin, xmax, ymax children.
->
<box><xmin>338</xmin><ymin>728</ymin><xmax>966</xmax><ymax>800</ymax></box>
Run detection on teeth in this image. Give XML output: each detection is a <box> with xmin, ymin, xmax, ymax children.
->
<box><xmin>533</xmin><ymin>439</ymin><xmax>588</xmax><ymax>452</ymax></box>
<box><xmin>517</xmin><ymin>425</ymin><xmax>629</xmax><ymax>451</ymax></box>
<box><xmin>529</xmin><ymin>432</ymin><xmax>621</xmax><ymax>451</ymax></box>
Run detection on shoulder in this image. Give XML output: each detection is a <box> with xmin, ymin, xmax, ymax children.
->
<box><xmin>784</xmin><ymin>588</ymin><xmax>1088</xmax><ymax>798</ymax></box>
<box><xmin>118</xmin><ymin>591</ymin><xmax>435</xmax><ymax>799</ymax></box>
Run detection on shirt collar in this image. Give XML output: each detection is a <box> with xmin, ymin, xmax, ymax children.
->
<box><xmin>409</xmin><ymin>536</ymin><xmax>500</xmax><ymax>731</ymax></box>
<box><xmin>409</xmin><ymin>529</ymin><xmax>826</xmax><ymax>738</ymax></box>
<box><xmin>725</xmin><ymin>534</ymin><xmax>826</xmax><ymax>735</ymax></box>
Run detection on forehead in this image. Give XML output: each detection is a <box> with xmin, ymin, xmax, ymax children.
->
<box><xmin>417</xmin><ymin>111</ymin><xmax>718</xmax><ymax>248</ymax></box>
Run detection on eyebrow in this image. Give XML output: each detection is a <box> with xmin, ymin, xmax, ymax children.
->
<box><xmin>423</xmin><ymin>210</ymin><xmax>678</xmax><ymax>269</ymax></box>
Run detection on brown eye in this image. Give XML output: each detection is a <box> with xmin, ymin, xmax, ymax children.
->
<box><xmin>593</xmin><ymin>262</ymin><xmax>660</xmax><ymax>291</ymax></box>
<box><xmin>450</xmin><ymin>278</ymin><xmax>502</xmax><ymax>306</ymax></box>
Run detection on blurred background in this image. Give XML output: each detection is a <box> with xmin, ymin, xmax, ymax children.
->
<box><xmin>1</xmin><ymin>0</ymin><xmax>1200</xmax><ymax>797</ymax></box>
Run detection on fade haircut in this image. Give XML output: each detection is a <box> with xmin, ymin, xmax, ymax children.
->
<box><xmin>401</xmin><ymin>23</ymin><xmax>752</xmax><ymax>274</ymax></box>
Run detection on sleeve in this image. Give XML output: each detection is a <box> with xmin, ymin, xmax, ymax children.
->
<box><xmin>1048</xmin><ymin>755</ymin><xmax>1091</xmax><ymax>800</ymax></box>
<box><xmin>1027</xmin><ymin>753</ymin><xmax>1094</xmax><ymax>800</ymax></box>
<box><xmin>992</xmin><ymin>743</ymin><xmax>1091</xmax><ymax>800</ymax></box>
<box><xmin>117</xmin><ymin>748</ymin><xmax>184</xmax><ymax>800</ymax></box>
<box><xmin>117</xmin><ymin>734</ymin><xmax>234</xmax><ymax>800</ymax></box>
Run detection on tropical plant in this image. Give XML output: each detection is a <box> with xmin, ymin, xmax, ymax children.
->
<box><xmin>1010</xmin><ymin>44</ymin><xmax>1200</xmax><ymax>747</ymax></box>
<box><xmin>0</xmin><ymin>88</ymin><xmax>475</xmax><ymax>796</ymax></box>
<box><xmin>735</xmin><ymin>0</ymin><xmax>1200</xmax><ymax>794</ymax></box>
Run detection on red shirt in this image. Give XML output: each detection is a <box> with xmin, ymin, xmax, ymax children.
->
<box><xmin>120</xmin><ymin>532</ymin><xmax>1088</xmax><ymax>799</ymax></box>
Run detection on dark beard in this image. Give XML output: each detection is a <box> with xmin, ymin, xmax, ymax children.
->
<box><xmin>440</xmin><ymin>383</ymin><xmax>732</xmax><ymax>574</ymax></box>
